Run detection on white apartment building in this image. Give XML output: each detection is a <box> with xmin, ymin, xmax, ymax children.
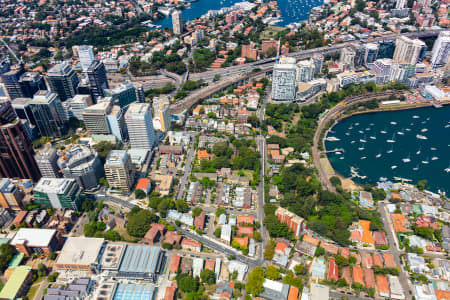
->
<box><xmin>393</xmin><ymin>36</ymin><xmax>426</xmax><ymax>65</ymax></box>
<box><xmin>82</xmin><ymin>100</ymin><xmax>112</xmax><ymax>134</ymax></box>
<box><xmin>272</xmin><ymin>56</ymin><xmax>297</xmax><ymax>101</ymax></box>
<box><xmin>104</xmin><ymin>150</ymin><xmax>135</xmax><ymax>192</ymax></box>
<box><xmin>125</xmin><ymin>103</ymin><xmax>155</xmax><ymax>150</ymax></box>
<box><xmin>296</xmin><ymin>59</ymin><xmax>315</xmax><ymax>82</ymax></box>
<box><xmin>35</xmin><ymin>145</ymin><xmax>60</xmax><ymax>178</ymax></box>
<box><xmin>78</xmin><ymin>45</ymin><xmax>95</xmax><ymax>71</ymax></box>
<box><xmin>431</xmin><ymin>31</ymin><xmax>450</xmax><ymax>69</ymax></box>
<box><xmin>172</xmin><ymin>10</ymin><xmax>183</xmax><ymax>35</ymax></box>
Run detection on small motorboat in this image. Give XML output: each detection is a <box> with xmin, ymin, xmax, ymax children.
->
<box><xmin>416</xmin><ymin>134</ymin><xmax>428</xmax><ymax>140</ymax></box>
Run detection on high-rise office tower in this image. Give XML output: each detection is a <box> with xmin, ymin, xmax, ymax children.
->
<box><xmin>35</xmin><ymin>145</ymin><xmax>61</xmax><ymax>178</ymax></box>
<box><xmin>33</xmin><ymin>178</ymin><xmax>83</xmax><ymax>210</ymax></box>
<box><xmin>30</xmin><ymin>91</ymin><xmax>67</xmax><ymax>138</ymax></box>
<box><xmin>134</xmin><ymin>83</ymin><xmax>145</xmax><ymax>103</ymax></box>
<box><xmin>125</xmin><ymin>103</ymin><xmax>156</xmax><ymax>150</ymax></box>
<box><xmin>104</xmin><ymin>150</ymin><xmax>135</xmax><ymax>192</ymax></box>
<box><xmin>311</xmin><ymin>53</ymin><xmax>324</xmax><ymax>74</ymax></box>
<box><xmin>78</xmin><ymin>45</ymin><xmax>95</xmax><ymax>71</ymax></box>
<box><xmin>82</xmin><ymin>100</ymin><xmax>112</xmax><ymax>135</ymax></box>
<box><xmin>364</xmin><ymin>43</ymin><xmax>380</xmax><ymax>65</ymax></box>
<box><xmin>0</xmin><ymin>178</ymin><xmax>25</xmax><ymax>210</ymax></box>
<box><xmin>105</xmin><ymin>81</ymin><xmax>139</xmax><ymax>107</ymax></box>
<box><xmin>393</xmin><ymin>36</ymin><xmax>426</xmax><ymax>65</ymax></box>
<box><xmin>58</xmin><ymin>145</ymin><xmax>104</xmax><ymax>190</ymax></box>
<box><xmin>65</xmin><ymin>94</ymin><xmax>93</xmax><ymax>121</ymax></box>
<box><xmin>46</xmin><ymin>62</ymin><xmax>79</xmax><ymax>101</ymax></box>
<box><xmin>172</xmin><ymin>10</ymin><xmax>183</xmax><ymax>35</ymax></box>
<box><xmin>272</xmin><ymin>56</ymin><xmax>297</xmax><ymax>101</ymax></box>
<box><xmin>11</xmin><ymin>97</ymin><xmax>39</xmax><ymax>139</ymax></box>
<box><xmin>339</xmin><ymin>48</ymin><xmax>356</xmax><ymax>71</ymax></box>
<box><xmin>107</xmin><ymin>105</ymin><xmax>128</xmax><ymax>142</ymax></box>
<box><xmin>1</xmin><ymin>67</ymin><xmax>46</xmax><ymax>99</ymax></box>
<box><xmin>378</xmin><ymin>39</ymin><xmax>396</xmax><ymax>59</ymax></box>
<box><xmin>296</xmin><ymin>60</ymin><xmax>315</xmax><ymax>82</ymax></box>
<box><xmin>76</xmin><ymin>75</ymin><xmax>91</xmax><ymax>96</ymax></box>
<box><xmin>1</xmin><ymin>67</ymin><xmax>24</xmax><ymax>99</ymax></box>
<box><xmin>431</xmin><ymin>31</ymin><xmax>450</xmax><ymax>69</ymax></box>
<box><xmin>19</xmin><ymin>72</ymin><xmax>47</xmax><ymax>98</ymax></box>
<box><xmin>153</xmin><ymin>102</ymin><xmax>171</xmax><ymax>132</ymax></box>
<box><xmin>82</xmin><ymin>98</ymin><xmax>127</xmax><ymax>141</ymax></box>
<box><xmin>87</xmin><ymin>60</ymin><xmax>109</xmax><ymax>102</ymax></box>
<box><xmin>0</xmin><ymin>101</ymin><xmax>41</xmax><ymax>181</ymax></box>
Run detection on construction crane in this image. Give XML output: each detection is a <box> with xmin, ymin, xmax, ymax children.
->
<box><xmin>0</xmin><ymin>37</ymin><xmax>22</xmax><ymax>64</ymax></box>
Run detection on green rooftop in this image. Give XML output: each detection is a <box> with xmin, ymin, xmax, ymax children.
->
<box><xmin>0</xmin><ymin>266</ymin><xmax>31</xmax><ymax>300</ymax></box>
<box><xmin>8</xmin><ymin>253</ymin><xmax>24</xmax><ymax>268</ymax></box>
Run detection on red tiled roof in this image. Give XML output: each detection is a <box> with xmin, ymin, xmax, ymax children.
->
<box><xmin>237</xmin><ymin>226</ymin><xmax>254</xmax><ymax>237</ymax></box>
<box><xmin>373</xmin><ymin>231</ymin><xmax>388</xmax><ymax>246</ymax></box>
<box><xmin>372</xmin><ymin>253</ymin><xmax>383</xmax><ymax>268</ymax></box>
<box><xmin>165</xmin><ymin>231</ymin><xmax>182</xmax><ymax>245</ymax></box>
<box><xmin>164</xmin><ymin>286</ymin><xmax>177</xmax><ymax>300</ymax></box>
<box><xmin>181</xmin><ymin>238</ymin><xmax>201</xmax><ymax>248</ymax></box>
<box><xmin>237</xmin><ymin>215</ymin><xmax>254</xmax><ymax>225</ymax></box>
<box><xmin>323</xmin><ymin>243</ymin><xmax>339</xmax><ymax>255</ymax></box>
<box><xmin>205</xmin><ymin>259</ymin><xmax>215</xmax><ymax>271</ymax></box>
<box><xmin>328</xmin><ymin>258</ymin><xmax>339</xmax><ymax>281</ymax></box>
<box><xmin>363</xmin><ymin>268</ymin><xmax>375</xmax><ymax>288</ymax></box>
<box><xmin>233</xmin><ymin>236</ymin><xmax>249</xmax><ymax>248</ymax></box>
<box><xmin>435</xmin><ymin>290</ymin><xmax>450</xmax><ymax>300</ymax></box>
<box><xmin>352</xmin><ymin>266</ymin><xmax>364</xmax><ymax>285</ymax></box>
<box><xmin>339</xmin><ymin>247</ymin><xmax>349</xmax><ymax>259</ymax></box>
<box><xmin>376</xmin><ymin>275</ymin><xmax>389</xmax><ymax>296</ymax></box>
<box><xmin>302</xmin><ymin>235</ymin><xmax>319</xmax><ymax>246</ymax></box>
<box><xmin>288</xmin><ymin>286</ymin><xmax>299</xmax><ymax>300</ymax></box>
<box><xmin>383</xmin><ymin>253</ymin><xmax>395</xmax><ymax>268</ymax></box>
<box><xmin>169</xmin><ymin>254</ymin><xmax>181</xmax><ymax>273</ymax></box>
<box><xmin>136</xmin><ymin>178</ymin><xmax>150</xmax><ymax>190</ymax></box>
<box><xmin>275</xmin><ymin>242</ymin><xmax>288</xmax><ymax>254</ymax></box>
<box><xmin>350</xmin><ymin>230</ymin><xmax>362</xmax><ymax>242</ymax></box>
<box><xmin>342</xmin><ymin>267</ymin><xmax>352</xmax><ymax>285</ymax></box>
<box><xmin>194</xmin><ymin>212</ymin><xmax>206</xmax><ymax>231</ymax></box>
<box><xmin>361</xmin><ymin>252</ymin><xmax>373</xmax><ymax>269</ymax></box>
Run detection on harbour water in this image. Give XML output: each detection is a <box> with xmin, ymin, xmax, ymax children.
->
<box><xmin>154</xmin><ymin>0</ymin><xmax>323</xmax><ymax>28</ymax></box>
<box><xmin>325</xmin><ymin>106</ymin><xmax>450</xmax><ymax>194</ymax></box>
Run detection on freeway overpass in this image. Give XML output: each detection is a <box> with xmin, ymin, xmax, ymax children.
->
<box><xmin>171</xmin><ymin>30</ymin><xmax>443</xmax><ymax>114</ymax></box>
<box><xmin>188</xmin><ymin>29</ymin><xmax>443</xmax><ymax>82</ymax></box>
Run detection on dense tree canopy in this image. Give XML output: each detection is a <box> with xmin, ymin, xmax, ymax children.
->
<box><xmin>0</xmin><ymin>244</ymin><xmax>15</xmax><ymax>272</ymax></box>
<box><xmin>126</xmin><ymin>208</ymin><xmax>158</xmax><ymax>237</ymax></box>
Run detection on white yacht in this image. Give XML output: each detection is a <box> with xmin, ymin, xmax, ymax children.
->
<box><xmin>416</xmin><ymin>134</ymin><xmax>428</xmax><ymax>140</ymax></box>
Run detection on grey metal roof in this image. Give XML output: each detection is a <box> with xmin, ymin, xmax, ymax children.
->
<box><xmin>118</xmin><ymin>245</ymin><xmax>161</xmax><ymax>274</ymax></box>
<box><xmin>113</xmin><ymin>283</ymin><xmax>156</xmax><ymax>300</ymax></box>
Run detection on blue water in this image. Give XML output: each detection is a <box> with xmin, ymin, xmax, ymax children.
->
<box><xmin>277</xmin><ymin>0</ymin><xmax>323</xmax><ymax>26</ymax></box>
<box><xmin>325</xmin><ymin>106</ymin><xmax>450</xmax><ymax>194</ymax></box>
<box><xmin>154</xmin><ymin>0</ymin><xmax>323</xmax><ymax>29</ymax></box>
